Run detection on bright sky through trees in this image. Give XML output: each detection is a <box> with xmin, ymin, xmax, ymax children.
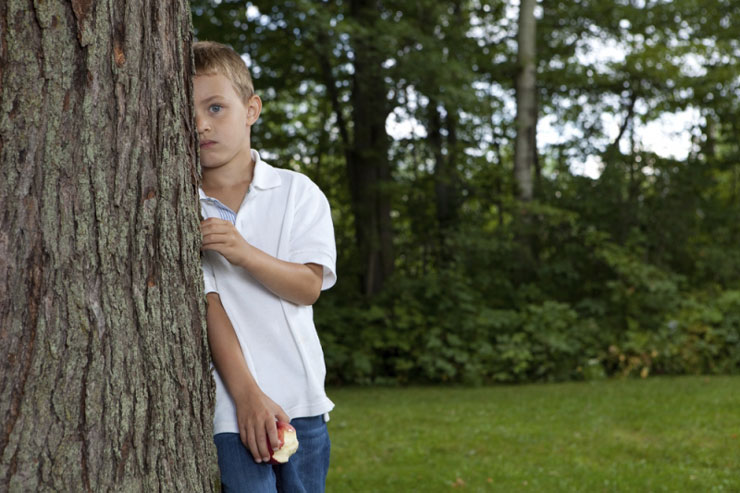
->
<box><xmin>236</xmin><ymin>0</ymin><xmax>723</xmax><ymax>180</ymax></box>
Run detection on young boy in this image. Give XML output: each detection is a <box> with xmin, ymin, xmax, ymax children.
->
<box><xmin>194</xmin><ymin>41</ymin><xmax>336</xmax><ymax>492</ymax></box>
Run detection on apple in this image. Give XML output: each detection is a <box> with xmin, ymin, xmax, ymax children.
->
<box><xmin>268</xmin><ymin>421</ymin><xmax>299</xmax><ymax>465</ymax></box>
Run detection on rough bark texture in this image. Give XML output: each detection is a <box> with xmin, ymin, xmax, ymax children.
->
<box><xmin>514</xmin><ymin>0</ymin><xmax>537</xmax><ymax>202</ymax></box>
<box><xmin>0</xmin><ymin>1</ymin><xmax>216</xmax><ymax>491</ymax></box>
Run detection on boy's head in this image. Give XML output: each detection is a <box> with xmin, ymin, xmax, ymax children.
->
<box><xmin>193</xmin><ymin>41</ymin><xmax>261</xmax><ymax>170</ymax></box>
<box><xmin>193</xmin><ymin>41</ymin><xmax>254</xmax><ymax>104</ymax></box>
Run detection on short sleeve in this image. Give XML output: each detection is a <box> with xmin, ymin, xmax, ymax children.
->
<box><xmin>201</xmin><ymin>254</ymin><xmax>219</xmax><ymax>294</ymax></box>
<box><xmin>289</xmin><ymin>181</ymin><xmax>337</xmax><ymax>290</ymax></box>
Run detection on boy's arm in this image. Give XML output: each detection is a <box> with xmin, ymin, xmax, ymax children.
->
<box><xmin>206</xmin><ymin>292</ymin><xmax>290</xmax><ymax>463</ymax></box>
<box><xmin>201</xmin><ymin>218</ymin><xmax>323</xmax><ymax>305</ymax></box>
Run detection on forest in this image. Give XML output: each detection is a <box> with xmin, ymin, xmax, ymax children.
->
<box><xmin>192</xmin><ymin>0</ymin><xmax>740</xmax><ymax>385</ymax></box>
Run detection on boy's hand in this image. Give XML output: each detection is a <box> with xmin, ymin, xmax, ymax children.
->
<box><xmin>233</xmin><ymin>388</ymin><xmax>291</xmax><ymax>463</ymax></box>
<box><xmin>201</xmin><ymin>217</ymin><xmax>323</xmax><ymax>305</ymax></box>
<box><xmin>201</xmin><ymin>218</ymin><xmax>250</xmax><ymax>266</ymax></box>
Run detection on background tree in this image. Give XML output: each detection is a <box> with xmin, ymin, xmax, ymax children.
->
<box><xmin>514</xmin><ymin>0</ymin><xmax>537</xmax><ymax>202</ymax></box>
<box><xmin>0</xmin><ymin>1</ymin><xmax>215</xmax><ymax>491</ymax></box>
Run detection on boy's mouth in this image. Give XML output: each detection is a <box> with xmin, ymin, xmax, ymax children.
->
<box><xmin>200</xmin><ymin>140</ymin><xmax>216</xmax><ymax>149</ymax></box>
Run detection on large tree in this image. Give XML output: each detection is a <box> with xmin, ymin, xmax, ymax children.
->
<box><xmin>345</xmin><ymin>0</ymin><xmax>395</xmax><ymax>296</ymax></box>
<box><xmin>0</xmin><ymin>1</ymin><xmax>216</xmax><ymax>491</ymax></box>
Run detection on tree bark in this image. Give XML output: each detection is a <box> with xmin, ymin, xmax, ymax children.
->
<box><xmin>430</xmin><ymin>103</ymin><xmax>460</xmax><ymax>232</ymax></box>
<box><xmin>427</xmin><ymin>100</ymin><xmax>460</xmax><ymax>262</ymax></box>
<box><xmin>0</xmin><ymin>1</ymin><xmax>216</xmax><ymax>491</ymax></box>
<box><xmin>348</xmin><ymin>0</ymin><xmax>394</xmax><ymax>296</ymax></box>
<box><xmin>514</xmin><ymin>0</ymin><xmax>537</xmax><ymax>202</ymax></box>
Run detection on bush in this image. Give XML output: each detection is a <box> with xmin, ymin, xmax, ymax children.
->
<box><xmin>319</xmin><ymin>274</ymin><xmax>605</xmax><ymax>385</ymax></box>
<box><xmin>315</xmin><ymin>204</ymin><xmax>740</xmax><ymax>385</ymax></box>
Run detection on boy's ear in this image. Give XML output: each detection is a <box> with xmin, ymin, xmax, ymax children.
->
<box><xmin>246</xmin><ymin>95</ymin><xmax>262</xmax><ymax>125</ymax></box>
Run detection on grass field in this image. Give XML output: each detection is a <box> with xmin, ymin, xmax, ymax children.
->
<box><xmin>325</xmin><ymin>376</ymin><xmax>740</xmax><ymax>492</ymax></box>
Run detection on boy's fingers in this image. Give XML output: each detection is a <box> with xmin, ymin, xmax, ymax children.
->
<box><xmin>201</xmin><ymin>228</ymin><xmax>236</xmax><ymax>244</ymax></box>
<box><xmin>201</xmin><ymin>233</ymin><xmax>229</xmax><ymax>245</ymax></box>
<box><xmin>200</xmin><ymin>223</ymin><xmax>230</xmax><ymax>236</ymax></box>
<box><xmin>202</xmin><ymin>235</ymin><xmax>238</xmax><ymax>251</ymax></box>
<box><xmin>201</xmin><ymin>218</ymin><xmax>234</xmax><ymax>233</ymax></box>
<box><xmin>241</xmin><ymin>422</ymin><xmax>259</xmax><ymax>461</ymax></box>
<box><xmin>239</xmin><ymin>426</ymin><xmax>248</xmax><ymax>450</ymax></box>
<box><xmin>254</xmin><ymin>423</ymin><xmax>272</xmax><ymax>463</ymax></box>
<box><xmin>276</xmin><ymin>409</ymin><xmax>290</xmax><ymax>424</ymax></box>
<box><xmin>201</xmin><ymin>217</ymin><xmax>230</xmax><ymax>226</ymax></box>
<box><xmin>246</xmin><ymin>426</ymin><xmax>262</xmax><ymax>463</ymax></box>
<box><xmin>266</xmin><ymin>419</ymin><xmax>280</xmax><ymax>451</ymax></box>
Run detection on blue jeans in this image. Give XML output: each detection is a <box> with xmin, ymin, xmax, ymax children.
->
<box><xmin>214</xmin><ymin>416</ymin><xmax>330</xmax><ymax>493</ymax></box>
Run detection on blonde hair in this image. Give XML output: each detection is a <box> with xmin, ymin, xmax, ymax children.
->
<box><xmin>193</xmin><ymin>41</ymin><xmax>255</xmax><ymax>103</ymax></box>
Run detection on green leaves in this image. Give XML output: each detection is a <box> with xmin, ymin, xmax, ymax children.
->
<box><xmin>192</xmin><ymin>0</ymin><xmax>740</xmax><ymax>385</ymax></box>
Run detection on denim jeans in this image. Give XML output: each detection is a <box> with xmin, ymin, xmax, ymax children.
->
<box><xmin>214</xmin><ymin>416</ymin><xmax>330</xmax><ymax>493</ymax></box>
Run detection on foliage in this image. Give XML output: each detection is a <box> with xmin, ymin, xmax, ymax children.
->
<box><xmin>192</xmin><ymin>1</ymin><xmax>740</xmax><ymax>385</ymax></box>
<box><xmin>319</xmin><ymin>208</ymin><xmax>740</xmax><ymax>385</ymax></box>
<box><xmin>605</xmin><ymin>290</ymin><xmax>740</xmax><ymax>378</ymax></box>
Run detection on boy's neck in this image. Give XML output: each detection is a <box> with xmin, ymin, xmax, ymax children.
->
<box><xmin>202</xmin><ymin>148</ymin><xmax>255</xmax><ymax>193</ymax></box>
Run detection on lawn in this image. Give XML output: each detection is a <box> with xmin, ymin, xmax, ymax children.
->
<box><xmin>325</xmin><ymin>376</ymin><xmax>740</xmax><ymax>492</ymax></box>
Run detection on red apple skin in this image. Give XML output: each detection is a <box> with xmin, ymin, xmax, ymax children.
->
<box><xmin>268</xmin><ymin>421</ymin><xmax>297</xmax><ymax>465</ymax></box>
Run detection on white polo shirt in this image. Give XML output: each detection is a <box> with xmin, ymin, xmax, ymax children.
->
<box><xmin>200</xmin><ymin>150</ymin><xmax>336</xmax><ymax>434</ymax></box>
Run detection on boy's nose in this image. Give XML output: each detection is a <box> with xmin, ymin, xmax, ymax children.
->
<box><xmin>195</xmin><ymin>114</ymin><xmax>210</xmax><ymax>134</ymax></box>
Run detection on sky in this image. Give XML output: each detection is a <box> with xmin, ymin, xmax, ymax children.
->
<box><xmin>537</xmin><ymin>29</ymin><xmax>705</xmax><ymax>179</ymax></box>
<box><xmin>386</xmin><ymin>2</ymin><xmax>707</xmax><ymax>180</ymax></box>
<box><xmin>538</xmin><ymin>107</ymin><xmax>703</xmax><ymax>179</ymax></box>
<box><xmin>387</xmin><ymin>104</ymin><xmax>703</xmax><ymax>179</ymax></box>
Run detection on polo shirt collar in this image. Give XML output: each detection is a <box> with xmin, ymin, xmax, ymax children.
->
<box><xmin>250</xmin><ymin>150</ymin><xmax>282</xmax><ymax>190</ymax></box>
<box><xmin>197</xmin><ymin>150</ymin><xmax>282</xmax><ymax>201</ymax></box>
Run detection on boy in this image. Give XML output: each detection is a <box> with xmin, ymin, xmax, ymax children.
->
<box><xmin>194</xmin><ymin>41</ymin><xmax>336</xmax><ymax>492</ymax></box>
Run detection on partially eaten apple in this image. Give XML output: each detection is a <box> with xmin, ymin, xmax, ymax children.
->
<box><xmin>268</xmin><ymin>421</ymin><xmax>299</xmax><ymax>465</ymax></box>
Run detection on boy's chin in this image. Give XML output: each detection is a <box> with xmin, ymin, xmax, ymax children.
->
<box><xmin>201</xmin><ymin>159</ymin><xmax>226</xmax><ymax>169</ymax></box>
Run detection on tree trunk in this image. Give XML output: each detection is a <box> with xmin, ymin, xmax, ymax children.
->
<box><xmin>0</xmin><ymin>1</ymin><xmax>216</xmax><ymax>491</ymax></box>
<box><xmin>514</xmin><ymin>0</ymin><xmax>537</xmax><ymax>202</ymax></box>
<box><xmin>427</xmin><ymin>100</ymin><xmax>460</xmax><ymax>261</ymax></box>
<box><xmin>436</xmin><ymin>107</ymin><xmax>460</xmax><ymax>232</ymax></box>
<box><xmin>348</xmin><ymin>0</ymin><xmax>394</xmax><ymax>296</ymax></box>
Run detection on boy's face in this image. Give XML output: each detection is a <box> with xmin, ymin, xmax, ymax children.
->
<box><xmin>194</xmin><ymin>73</ymin><xmax>261</xmax><ymax>170</ymax></box>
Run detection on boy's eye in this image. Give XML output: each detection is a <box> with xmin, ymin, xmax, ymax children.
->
<box><xmin>209</xmin><ymin>104</ymin><xmax>222</xmax><ymax>113</ymax></box>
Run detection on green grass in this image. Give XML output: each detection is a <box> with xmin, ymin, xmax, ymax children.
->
<box><xmin>325</xmin><ymin>376</ymin><xmax>740</xmax><ymax>492</ymax></box>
